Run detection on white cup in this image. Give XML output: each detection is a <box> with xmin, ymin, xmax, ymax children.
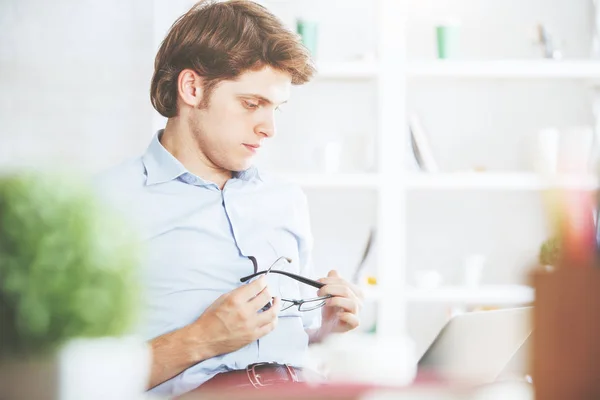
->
<box><xmin>323</xmin><ymin>141</ymin><xmax>342</xmax><ymax>173</ymax></box>
<box><xmin>463</xmin><ymin>254</ymin><xmax>486</xmax><ymax>288</ymax></box>
<box><xmin>558</xmin><ymin>126</ymin><xmax>594</xmax><ymax>174</ymax></box>
<box><xmin>534</xmin><ymin>128</ymin><xmax>560</xmax><ymax>174</ymax></box>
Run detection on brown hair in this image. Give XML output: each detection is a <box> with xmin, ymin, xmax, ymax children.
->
<box><xmin>150</xmin><ymin>0</ymin><xmax>315</xmax><ymax>118</ymax></box>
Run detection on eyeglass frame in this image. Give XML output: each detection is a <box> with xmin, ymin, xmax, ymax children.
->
<box><xmin>242</xmin><ymin>257</ymin><xmax>333</xmax><ymax>312</ymax></box>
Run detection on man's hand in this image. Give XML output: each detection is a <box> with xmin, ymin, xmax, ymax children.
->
<box><xmin>315</xmin><ymin>270</ymin><xmax>364</xmax><ymax>338</ymax></box>
<box><xmin>148</xmin><ymin>276</ymin><xmax>279</xmax><ymax>389</ymax></box>
<box><xmin>192</xmin><ymin>276</ymin><xmax>280</xmax><ymax>357</ymax></box>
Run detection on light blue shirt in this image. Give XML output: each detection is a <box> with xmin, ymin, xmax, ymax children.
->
<box><xmin>97</xmin><ymin>131</ymin><xmax>320</xmax><ymax>397</ymax></box>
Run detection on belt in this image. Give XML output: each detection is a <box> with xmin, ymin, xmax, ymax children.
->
<box><xmin>196</xmin><ymin>362</ymin><xmax>303</xmax><ymax>391</ymax></box>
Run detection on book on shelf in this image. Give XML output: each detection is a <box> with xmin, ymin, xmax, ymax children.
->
<box><xmin>405</xmin><ymin>126</ymin><xmax>421</xmax><ymax>171</ymax></box>
<box><xmin>352</xmin><ymin>228</ymin><xmax>376</xmax><ymax>284</ymax></box>
<box><xmin>408</xmin><ymin>112</ymin><xmax>440</xmax><ymax>173</ymax></box>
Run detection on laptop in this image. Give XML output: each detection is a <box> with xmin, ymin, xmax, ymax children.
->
<box><xmin>417</xmin><ymin>307</ymin><xmax>533</xmax><ymax>385</ymax></box>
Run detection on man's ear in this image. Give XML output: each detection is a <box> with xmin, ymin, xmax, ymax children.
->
<box><xmin>177</xmin><ymin>69</ymin><xmax>204</xmax><ymax>108</ymax></box>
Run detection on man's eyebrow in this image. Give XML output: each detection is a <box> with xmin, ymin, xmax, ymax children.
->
<box><xmin>238</xmin><ymin>93</ymin><xmax>288</xmax><ymax>106</ymax></box>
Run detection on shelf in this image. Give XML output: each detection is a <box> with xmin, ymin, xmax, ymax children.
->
<box><xmin>406</xmin><ymin>172</ymin><xmax>599</xmax><ymax>191</ymax></box>
<box><xmin>364</xmin><ymin>285</ymin><xmax>534</xmax><ymax>306</ymax></box>
<box><xmin>276</xmin><ymin>172</ymin><xmax>380</xmax><ymax>188</ymax></box>
<box><xmin>314</xmin><ymin>61</ymin><xmax>379</xmax><ymax>80</ymax></box>
<box><xmin>273</xmin><ymin>172</ymin><xmax>598</xmax><ymax>190</ymax></box>
<box><xmin>292</xmin><ymin>59</ymin><xmax>600</xmax><ymax>80</ymax></box>
<box><xmin>406</xmin><ymin>285</ymin><xmax>535</xmax><ymax>306</ymax></box>
<box><xmin>407</xmin><ymin>60</ymin><xmax>600</xmax><ymax>80</ymax></box>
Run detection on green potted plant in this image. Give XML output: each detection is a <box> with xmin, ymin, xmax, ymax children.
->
<box><xmin>0</xmin><ymin>172</ymin><xmax>149</xmax><ymax>400</ymax></box>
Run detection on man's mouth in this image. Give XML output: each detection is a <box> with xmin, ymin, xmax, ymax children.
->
<box><xmin>243</xmin><ymin>143</ymin><xmax>261</xmax><ymax>153</ymax></box>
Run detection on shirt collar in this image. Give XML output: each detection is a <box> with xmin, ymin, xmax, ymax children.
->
<box><xmin>142</xmin><ymin>130</ymin><xmax>187</xmax><ymax>186</ymax></box>
<box><xmin>234</xmin><ymin>165</ymin><xmax>262</xmax><ymax>182</ymax></box>
<box><xmin>142</xmin><ymin>130</ymin><xmax>262</xmax><ymax>186</ymax></box>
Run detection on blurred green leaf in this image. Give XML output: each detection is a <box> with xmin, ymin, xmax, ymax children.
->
<box><xmin>0</xmin><ymin>172</ymin><xmax>141</xmax><ymax>358</ymax></box>
<box><xmin>539</xmin><ymin>235</ymin><xmax>562</xmax><ymax>266</ymax></box>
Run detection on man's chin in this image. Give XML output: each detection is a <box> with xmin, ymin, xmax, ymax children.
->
<box><xmin>228</xmin><ymin>160</ymin><xmax>254</xmax><ymax>173</ymax></box>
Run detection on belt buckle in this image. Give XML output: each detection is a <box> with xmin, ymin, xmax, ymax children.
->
<box><xmin>246</xmin><ymin>362</ymin><xmax>271</xmax><ymax>388</ymax></box>
<box><xmin>246</xmin><ymin>362</ymin><xmax>299</xmax><ymax>388</ymax></box>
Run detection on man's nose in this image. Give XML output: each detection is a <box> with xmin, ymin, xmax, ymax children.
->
<box><xmin>256</xmin><ymin>110</ymin><xmax>276</xmax><ymax>138</ymax></box>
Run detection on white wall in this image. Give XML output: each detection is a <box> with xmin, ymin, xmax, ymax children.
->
<box><xmin>1</xmin><ymin>0</ymin><xmax>155</xmax><ymax>173</ymax></box>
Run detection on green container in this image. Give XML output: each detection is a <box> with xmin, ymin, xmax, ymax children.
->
<box><xmin>296</xmin><ymin>19</ymin><xmax>318</xmax><ymax>57</ymax></box>
<box><xmin>436</xmin><ymin>24</ymin><xmax>461</xmax><ymax>59</ymax></box>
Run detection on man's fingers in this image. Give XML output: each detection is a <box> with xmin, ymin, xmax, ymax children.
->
<box><xmin>317</xmin><ymin>277</ymin><xmax>346</xmax><ymax>285</ymax></box>
<box><xmin>338</xmin><ymin>312</ymin><xmax>360</xmax><ymax>330</ymax></box>
<box><xmin>247</xmin><ymin>285</ymin><xmax>273</xmax><ymax>311</ymax></box>
<box><xmin>324</xmin><ymin>296</ymin><xmax>360</xmax><ymax>314</ymax></box>
<box><xmin>256</xmin><ymin>297</ymin><xmax>280</xmax><ymax>325</ymax></box>
<box><xmin>255</xmin><ymin>297</ymin><xmax>281</xmax><ymax>337</ymax></box>
<box><xmin>234</xmin><ymin>276</ymin><xmax>268</xmax><ymax>300</ymax></box>
<box><xmin>317</xmin><ymin>278</ymin><xmax>364</xmax><ymax>299</ymax></box>
<box><xmin>318</xmin><ymin>284</ymin><xmax>358</xmax><ymax>300</ymax></box>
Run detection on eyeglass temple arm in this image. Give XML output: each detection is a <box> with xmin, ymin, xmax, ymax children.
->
<box><xmin>240</xmin><ymin>269</ymin><xmax>325</xmax><ymax>289</ymax></box>
<box><xmin>247</xmin><ymin>256</ymin><xmax>258</xmax><ymax>273</ymax></box>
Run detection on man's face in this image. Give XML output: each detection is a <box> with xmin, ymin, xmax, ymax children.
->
<box><xmin>189</xmin><ymin>66</ymin><xmax>292</xmax><ymax>172</ymax></box>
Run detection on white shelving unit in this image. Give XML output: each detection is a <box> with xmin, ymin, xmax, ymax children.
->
<box><xmin>404</xmin><ymin>285</ymin><xmax>534</xmax><ymax>306</ymax></box>
<box><xmin>281</xmin><ymin>171</ymin><xmax>599</xmax><ymax>190</ymax></box>
<box><xmin>315</xmin><ymin>61</ymin><xmax>379</xmax><ymax>80</ymax></box>
<box><xmin>406</xmin><ymin>172</ymin><xmax>599</xmax><ymax>191</ymax></box>
<box><xmin>374</xmin><ymin>0</ymin><xmax>407</xmax><ymax>337</ymax></box>
<box><xmin>312</xmin><ymin>60</ymin><xmax>600</xmax><ymax>81</ymax></box>
<box><xmin>291</xmin><ymin>3</ymin><xmax>600</xmax><ymax>338</ymax></box>
<box><xmin>408</xmin><ymin>60</ymin><xmax>600</xmax><ymax>81</ymax></box>
<box><xmin>363</xmin><ymin>284</ymin><xmax>534</xmax><ymax>306</ymax></box>
<box><xmin>276</xmin><ymin>172</ymin><xmax>380</xmax><ymax>188</ymax></box>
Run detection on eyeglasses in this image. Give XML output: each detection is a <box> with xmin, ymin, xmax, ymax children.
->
<box><xmin>242</xmin><ymin>257</ymin><xmax>333</xmax><ymax>312</ymax></box>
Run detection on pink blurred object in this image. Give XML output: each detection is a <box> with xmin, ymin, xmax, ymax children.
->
<box><xmin>544</xmin><ymin>188</ymin><xmax>597</xmax><ymax>268</ymax></box>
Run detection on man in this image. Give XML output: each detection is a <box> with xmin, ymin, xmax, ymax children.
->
<box><xmin>98</xmin><ymin>0</ymin><xmax>363</xmax><ymax>397</ymax></box>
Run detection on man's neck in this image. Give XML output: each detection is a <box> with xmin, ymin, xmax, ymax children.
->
<box><xmin>160</xmin><ymin>118</ymin><xmax>232</xmax><ymax>189</ymax></box>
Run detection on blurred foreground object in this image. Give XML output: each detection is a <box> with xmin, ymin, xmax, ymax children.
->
<box><xmin>532</xmin><ymin>268</ymin><xmax>600</xmax><ymax>400</ymax></box>
<box><xmin>307</xmin><ymin>332</ymin><xmax>417</xmax><ymax>387</ymax></box>
<box><xmin>533</xmin><ymin>186</ymin><xmax>600</xmax><ymax>399</ymax></box>
<box><xmin>0</xmin><ymin>171</ymin><xmax>150</xmax><ymax>400</ymax></box>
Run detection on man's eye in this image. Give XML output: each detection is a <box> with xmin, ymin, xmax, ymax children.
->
<box><xmin>244</xmin><ymin>101</ymin><xmax>259</xmax><ymax>109</ymax></box>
